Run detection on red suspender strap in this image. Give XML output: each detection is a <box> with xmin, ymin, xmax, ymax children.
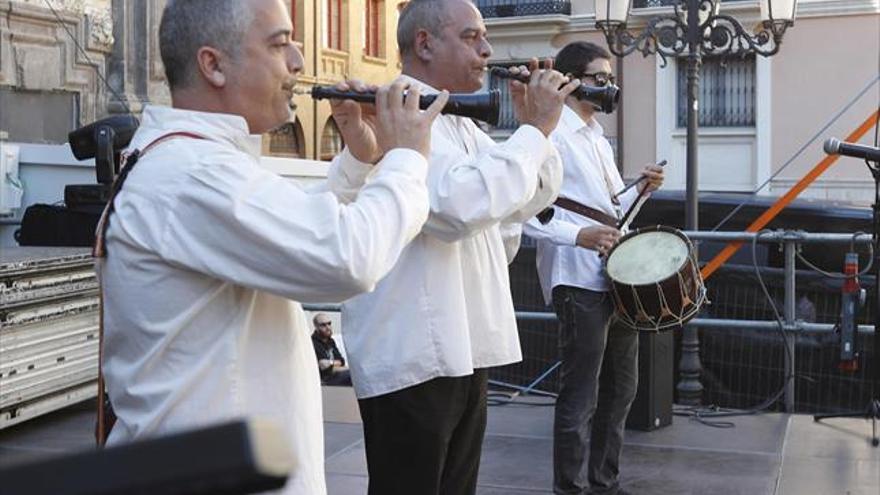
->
<box><xmin>95</xmin><ymin>131</ymin><xmax>207</xmax><ymax>447</ymax></box>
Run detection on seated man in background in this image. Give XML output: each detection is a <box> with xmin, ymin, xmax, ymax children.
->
<box><xmin>311</xmin><ymin>313</ymin><xmax>351</xmax><ymax>386</ymax></box>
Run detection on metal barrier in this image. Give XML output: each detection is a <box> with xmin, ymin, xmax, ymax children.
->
<box><xmin>304</xmin><ymin>229</ymin><xmax>877</xmax><ymax>413</ymax></box>
<box><xmin>683</xmin><ymin>230</ymin><xmax>874</xmax><ymax>412</ymax></box>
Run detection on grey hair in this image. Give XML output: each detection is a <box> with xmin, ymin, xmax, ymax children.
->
<box><xmin>159</xmin><ymin>0</ymin><xmax>255</xmax><ymax>89</ymax></box>
<box><xmin>396</xmin><ymin>0</ymin><xmax>457</xmax><ymax>59</ymax></box>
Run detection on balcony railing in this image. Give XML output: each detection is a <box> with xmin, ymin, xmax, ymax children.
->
<box><xmin>476</xmin><ymin>0</ymin><xmax>571</xmax><ymax>18</ymax></box>
<box><xmin>632</xmin><ymin>0</ymin><xmax>748</xmax><ymax>7</ymax></box>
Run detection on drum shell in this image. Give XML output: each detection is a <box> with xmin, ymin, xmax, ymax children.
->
<box><xmin>605</xmin><ymin>226</ymin><xmax>705</xmax><ymax>332</ymax></box>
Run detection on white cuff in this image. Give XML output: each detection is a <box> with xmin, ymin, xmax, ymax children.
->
<box><xmin>375</xmin><ymin>148</ymin><xmax>429</xmax><ymax>179</ymax></box>
<box><xmin>512</xmin><ymin>124</ymin><xmax>555</xmax><ymax>161</ymax></box>
<box><xmin>558</xmin><ymin>221</ymin><xmax>581</xmax><ymax>247</ymax></box>
<box><xmin>340</xmin><ymin>147</ymin><xmax>374</xmax><ymax>170</ymax></box>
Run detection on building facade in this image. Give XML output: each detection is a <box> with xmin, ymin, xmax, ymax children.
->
<box><xmin>479</xmin><ymin>0</ymin><xmax>880</xmax><ymax>205</ymax></box>
<box><xmin>0</xmin><ymin>0</ymin><xmax>117</xmax><ymax>143</ymax></box>
<box><xmin>269</xmin><ymin>0</ymin><xmax>404</xmax><ymax>159</ymax></box>
<box><xmin>0</xmin><ymin>0</ymin><xmax>404</xmax><ymax>244</ymax></box>
<box><xmin>4</xmin><ymin>0</ymin><xmax>876</xmax><ymax>214</ymax></box>
<box><xmin>1</xmin><ymin>0</ymin><xmax>403</xmax><ymax>156</ymax></box>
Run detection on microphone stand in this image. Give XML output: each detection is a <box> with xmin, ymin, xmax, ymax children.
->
<box><xmin>813</xmin><ymin>156</ymin><xmax>880</xmax><ymax>448</ymax></box>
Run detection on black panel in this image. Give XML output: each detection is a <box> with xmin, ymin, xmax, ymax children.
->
<box><xmin>627</xmin><ymin>330</ymin><xmax>674</xmax><ymax>431</ymax></box>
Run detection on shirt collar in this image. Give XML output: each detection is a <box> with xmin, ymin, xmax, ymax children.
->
<box><xmin>560</xmin><ymin>105</ymin><xmax>603</xmax><ymax>139</ymax></box>
<box><xmin>132</xmin><ymin>105</ymin><xmax>264</xmax><ymax>158</ymax></box>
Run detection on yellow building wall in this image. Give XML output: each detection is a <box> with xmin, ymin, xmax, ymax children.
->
<box><xmin>265</xmin><ymin>0</ymin><xmax>403</xmax><ymax>160</ymax></box>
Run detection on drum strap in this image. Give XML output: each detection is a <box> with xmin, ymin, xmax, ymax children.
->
<box><xmin>552</xmin><ymin>197</ymin><xmax>618</xmax><ymax>228</ymax></box>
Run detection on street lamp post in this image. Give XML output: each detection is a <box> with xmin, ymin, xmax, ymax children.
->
<box><xmin>595</xmin><ymin>0</ymin><xmax>798</xmax><ymax>405</ymax></box>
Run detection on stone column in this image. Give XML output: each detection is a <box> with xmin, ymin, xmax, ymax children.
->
<box><xmin>106</xmin><ymin>0</ymin><xmax>168</xmax><ymax>116</ymax></box>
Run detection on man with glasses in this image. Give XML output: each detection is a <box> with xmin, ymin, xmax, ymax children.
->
<box><xmin>524</xmin><ymin>41</ymin><xmax>664</xmax><ymax>495</ymax></box>
<box><xmin>311</xmin><ymin>313</ymin><xmax>351</xmax><ymax>386</ymax></box>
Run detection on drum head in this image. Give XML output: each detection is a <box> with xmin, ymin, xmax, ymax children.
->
<box><xmin>606</xmin><ymin>230</ymin><xmax>689</xmax><ymax>285</ymax></box>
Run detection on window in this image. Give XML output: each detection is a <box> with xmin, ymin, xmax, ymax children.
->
<box><xmin>365</xmin><ymin>0</ymin><xmax>384</xmax><ymax>58</ymax></box>
<box><xmin>0</xmin><ymin>88</ymin><xmax>78</xmax><ymax>144</ymax></box>
<box><xmin>487</xmin><ymin>63</ymin><xmax>519</xmax><ymax>130</ymax></box>
<box><xmin>320</xmin><ymin>118</ymin><xmax>345</xmax><ymax>161</ymax></box>
<box><xmin>326</xmin><ymin>0</ymin><xmax>344</xmax><ymax>50</ymax></box>
<box><xmin>291</xmin><ymin>1</ymin><xmax>304</xmax><ymax>43</ymax></box>
<box><xmin>268</xmin><ymin>120</ymin><xmax>305</xmax><ymax>158</ymax></box>
<box><xmin>676</xmin><ymin>55</ymin><xmax>756</xmax><ymax>128</ymax></box>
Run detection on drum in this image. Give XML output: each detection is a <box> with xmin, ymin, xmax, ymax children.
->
<box><xmin>604</xmin><ymin>225</ymin><xmax>707</xmax><ymax>332</ymax></box>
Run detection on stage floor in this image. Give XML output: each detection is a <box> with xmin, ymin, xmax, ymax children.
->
<box><xmin>1</xmin><ymin>386</ymin><xmax>878</xmax><ymax>494</ymax></box>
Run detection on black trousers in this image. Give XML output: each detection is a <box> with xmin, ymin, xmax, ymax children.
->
<box><xmin>357</xmin><ymin>369</ymin><xmax>488</xmax><ymax>495</ymax></box>
<box><xmin>322</xmin><ymin>369</ymin><xmax>352</xmax><ymax>386</ymax></box>
<box><xmin>552</xmin><ymin>286</ymin><xmax>639</xmax><ymax>495</ymax></box>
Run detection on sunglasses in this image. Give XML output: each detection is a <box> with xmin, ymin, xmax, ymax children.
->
<box><xmin>580</xmin><ymin>72</ymin><xmax>616</xmax><ymax>87</ymax></box>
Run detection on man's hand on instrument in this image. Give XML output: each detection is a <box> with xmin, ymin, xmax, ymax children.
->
<box><xmin>638</xmin><ymin>163</ymin><xmax>665</xmax><ymax>193</ymax></box>
<box><xmin>329</xmin><ymin>79</ymin><xmax>382</xmax><ymax>163</ymax></box>
<box><xmin>374</xmin><ymin>78</ymin><xmax>449</xmax><ymax>159</ymax></box>
<box><xmin>510</xmin><ymin>58</ymin><xmax>581</xmax><ymax>137</ymax></box>
<box><xmin>576</xmin><ymin>225</ymin><xmax>622</xmax><ymax>255</ymax></box>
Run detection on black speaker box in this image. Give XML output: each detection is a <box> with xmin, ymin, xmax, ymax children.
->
<box><xmin>626</xmin><ymin>330</ymin><xmax>674</xmax><ymax>431</ymax></box>
<box><xmin>64</xmin><ymin>184</ymin><xmax>111</xmax><ymax>210</ymax></box>
<box><xmin>15</xmin><ymin>203</ymin><xmax>101</xmax><ymax>247</ymax></box>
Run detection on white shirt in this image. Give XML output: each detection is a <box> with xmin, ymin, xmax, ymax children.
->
<box><xmin>524</xmin><ymin>106</ymin><xmax>641</xmax><ymax>304</ymax></box>
<box><xmin>99</xmin><ymin>105</ymin><xmax>430</xmax><ymax>495</ymax></box>
<box><xmin>328</xmin><ymin>75</ymin><xmax>563</xmax><ymax>399</ymax></box>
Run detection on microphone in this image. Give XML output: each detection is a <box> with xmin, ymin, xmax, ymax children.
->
<box><xmin>823</xmin><ymin>138</ymin><xmax>880</xmax><ymax>162</ymax></box>
<box><xmin>838</xmin><ymin>252</ymin><xmax>864</xmax><ymax>371</ymax></box>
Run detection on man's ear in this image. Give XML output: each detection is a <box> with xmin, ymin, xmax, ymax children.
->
<box><xmin>414</xmin><ymin>29</ymin><xmax>433</xmax><ymax>62</ymax></box>
<box><xmin>196</xmin><ymin>46</ymin><xmax>227</xmax><ymax>88</ymax></box>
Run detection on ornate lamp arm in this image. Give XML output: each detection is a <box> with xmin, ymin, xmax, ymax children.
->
<box><xmin>598</xmin><ymin>14</ymin><xmax>687</xmax><ymax>67</ymax></box>
<box><xmin>597</xmin><ymin>0</ymin><xmax>795</xmax><ymax>64</ymax></box>
<box><xmin>704</xmin><ymin>15</ymin><xmax>794</xmax><ymax>57</ymax></box>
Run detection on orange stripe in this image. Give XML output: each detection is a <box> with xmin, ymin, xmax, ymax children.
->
<box><xmin>701</xmin><ymin>110</ymin><xmax>880</xmax><ymax>280</ymax></box>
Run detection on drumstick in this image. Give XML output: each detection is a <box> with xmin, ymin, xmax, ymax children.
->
<box><xmin>613</xmin><ymin>160</ymin><xmax>667</xmax><ymax>199</ymax></box>
<box><xmin>614</xmin><ymin>160</ymin><xmax>666</xmax><ymax>231</ymax></box>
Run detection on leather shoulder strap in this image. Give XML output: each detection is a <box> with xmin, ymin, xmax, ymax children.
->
<box><xmin>553</xmin><ymin>197</ymin><xmax>618</xmax><ymax>228</ymax></box>
<box><xmin>94</xmin><ymin>131</ymin><xmax>207</xmax><ymax>447</ymax></box>
<box><xmin>93</xmin><ymin>131</ymin><xmax>207</xmax><ymax>258</ymax></box>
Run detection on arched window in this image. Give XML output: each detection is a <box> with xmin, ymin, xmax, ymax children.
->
<box><xmin>268</xmin><ymin>120</ymin><xmax>305</xmax><ymax>158</ymax></box>
<box><xmin>320</xmin><ymin>118</ymin><xmax>345</xmax><ymax>161</ymax></box>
